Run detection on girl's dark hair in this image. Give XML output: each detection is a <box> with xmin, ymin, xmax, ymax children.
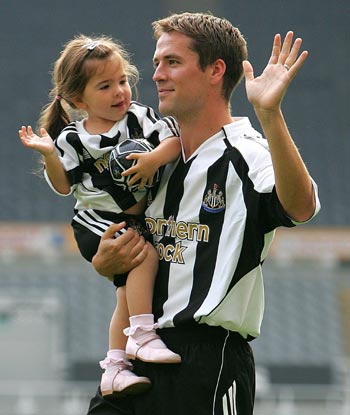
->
<box><xmin>38</xmin><ymin>34</ymin><xmax>139</xmax><ymax>139</ymax></box>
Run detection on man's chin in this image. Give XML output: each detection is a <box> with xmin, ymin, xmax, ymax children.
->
<box><xmin>158</xmin><ymin>104</ymin><xmax>172</xmax><ymax>116</ymax></box>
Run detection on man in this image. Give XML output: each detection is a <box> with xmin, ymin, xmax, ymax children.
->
<box><xmin>87</xmin><ymin>12</ymin><xmax>320</xmax><ymax>415</ymax></box>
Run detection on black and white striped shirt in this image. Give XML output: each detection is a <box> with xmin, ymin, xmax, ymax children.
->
<box><xmin>146</xmin><ymin>117</ymin><xmax>320</xmax><ymax>339</ymax></box>
<box><xmin>45</xmin><ymin>101</ymin><xmax>178</xmax><ymax>218</ymax></box>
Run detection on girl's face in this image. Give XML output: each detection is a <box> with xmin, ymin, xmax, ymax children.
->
<box><xmin>74</xmin><ymin>53</ymin><xmax>132</xmax><ymax>134</ymax></box>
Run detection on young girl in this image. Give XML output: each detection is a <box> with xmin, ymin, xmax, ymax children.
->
<box><xmin>19</xmin><ymin>34</ymin><xmax>181</xmax><ymax>397</ymax></box>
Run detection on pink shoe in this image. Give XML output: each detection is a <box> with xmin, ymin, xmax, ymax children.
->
<box><xmin>99</xmin><ymin>358</ymin><xmax>151</xmax><ymax>397</ymax></box>
<box><xmin>124</xmin><ymin>329</ymin><xmax>181</xmax><ymax>364</ymax></box>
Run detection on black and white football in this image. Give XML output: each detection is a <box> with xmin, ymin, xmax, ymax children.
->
<box><xmin>109</xmin><ymin>138</ymin><xmax>160</xmax><ymax>192</ymax></box>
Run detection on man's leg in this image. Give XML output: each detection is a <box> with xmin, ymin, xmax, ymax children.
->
<box><xmin>86</xmin><ymin>388</ymin><xmax>133</xmax><ymax>415</ymax></box>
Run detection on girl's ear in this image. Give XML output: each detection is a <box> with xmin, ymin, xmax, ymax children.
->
<box><xmin>71</xmin><ymin>96</ymin><xmax>87</xmax><ymax>110</ymax></box>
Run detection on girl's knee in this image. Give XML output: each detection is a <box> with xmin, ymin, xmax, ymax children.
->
<box><xmin>147</xmin><ymin>241</ymin><xmax>159</xmax><ymax>263</ymax></box>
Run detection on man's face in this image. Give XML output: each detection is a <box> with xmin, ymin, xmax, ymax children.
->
<box><xmin>152</xmin><ymin>31</ymin><xmax>212</xmax><ymax>122</ymax></box>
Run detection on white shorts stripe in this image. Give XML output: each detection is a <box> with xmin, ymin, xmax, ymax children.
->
<box><xmin>85</xmin><ymin>209</ymin><xmax>115</xmax><ymax>226</ymax></box>
<box><xmin>73</xmin><ymin>210</ymin><xmax>114</xmax><ymax>237</ymax></box>
<box><xmin>223</xmin><ymin>382</ymin><xmax>237</xmax><ymax>415</ymax></box>
<box><xmin>213</xmin><ymin>331</ymin><xmax>233</xmax><ymax>415</ymax></box>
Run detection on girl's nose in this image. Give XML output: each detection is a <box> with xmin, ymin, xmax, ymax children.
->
<box><xmin>115</xmin><ymin>85</ymin><xmax>123</xmax><ymax>96</ymax></box>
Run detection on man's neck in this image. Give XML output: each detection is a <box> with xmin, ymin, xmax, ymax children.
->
<box><xmin>179</xmin><ymin>107</ymin><xmax>233</xmax><ymax>159</ymax></box>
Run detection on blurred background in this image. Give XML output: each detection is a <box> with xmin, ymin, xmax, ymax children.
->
<box><xmin>0</xmin><ymin>0</ymin><xmax>349</xmax><ymax>414</ymax></box>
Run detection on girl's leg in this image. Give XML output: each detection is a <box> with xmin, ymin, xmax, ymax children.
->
<box><xmin>126</xmin><ymin>242</ymin><xmax>158</xmax><ymax>316</ymax></box>
<box><xmin>73</xmin><ymin>217</ymin><xmax>152</xmax><ymax>396</ymax></box>
<box><xmin>109</xmin><ymin>286</ymin><xmax>129</xmax><ymax>350</ymax></box>
<box><xmin>124</xmin><ymin>242</ymin><xmax>181</xmax><ymax>364</ymax></box>
<box><xmin>99</xmin><ymin>286</ymin><xmax>151</xmax><ymax>397</ymax></box>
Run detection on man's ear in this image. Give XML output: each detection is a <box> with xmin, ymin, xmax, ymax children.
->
<box><xmin>210</xmin><ymin>59</ymin><xmax>226</xmax><ymax>85</ymax></box>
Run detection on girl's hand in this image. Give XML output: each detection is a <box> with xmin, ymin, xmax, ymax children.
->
<box><xmin>19</xmin><ymin>126</ymin><xmax>55</xmax><ymax>156</ymax></box>
<box><xmin>122</xmin><ymin>152</ymin><xmax>158</xmax><ymax>190</ymax></box>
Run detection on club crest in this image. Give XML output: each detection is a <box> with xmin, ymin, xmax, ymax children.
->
<box><xmin>202</xmin><ymin>184</ymin><xmax>226</xmax><ymax>213</ymax></box>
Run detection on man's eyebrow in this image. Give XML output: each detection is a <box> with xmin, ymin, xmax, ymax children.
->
<box><xmin>153</xmin><ymin>53</ymin><xmax>181</xmax><ymax>62</ymax></box>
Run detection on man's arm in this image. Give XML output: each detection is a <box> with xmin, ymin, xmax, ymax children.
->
<box><xmin>243</xmin><ymin>31</ymin><xmax>316</xmax><ymax>222</ymax></box>
<box><xmin>92</xmin><ymin>222</ymin><xmax>148</xmax><ymax>278</ymax></box>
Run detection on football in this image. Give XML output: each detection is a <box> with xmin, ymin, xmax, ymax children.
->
<box><xmin>109</xmin><ymin>138</ymin><xmax>161</xmax><ymax>192</ymax></box>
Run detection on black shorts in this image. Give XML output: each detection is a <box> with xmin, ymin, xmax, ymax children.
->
<box><xmin>71</xmin><ymin>209</ymin><xmax>151</xmax><ymax>287</ymax></box>
<box><xmin>86</xmin><ymin>324</ymin><xmax>255</xmax><ymax>415</ymax></box>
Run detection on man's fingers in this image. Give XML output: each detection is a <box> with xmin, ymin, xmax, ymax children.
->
<box><xmin>101</xmin><ymin>222</ymin><xmax>127</xmax><ymax>240</ymax></box>
<box><xmin>243</xmin><ymin>60</ymin><xmax>254</xmax><ymax>82</ymax></box>
<box><xmin>269</xmin><ymin>33</ymin><xmax>281</xmax><ymax>65</ymax></box>
<box><xmin>279</xmin><ymin>31</ymin><xmax>294</xmax><ymax>63</ymax></box>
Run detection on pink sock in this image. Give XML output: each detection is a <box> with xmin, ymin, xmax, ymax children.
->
<box><xmin>100</xmin><ymin>349</ymin><xmax>131</xmax><ymax>372</ymax></box>
<box><xmin>107</xmin><ymin>349</ymin><xmax>126</xmax><ymax>360</ymax></box>
<box><xmin>129</xmin><ymin>314</ymin><xmax>155</xmax><ymax>327</ymax></box>
<box><xmin>128</xmin><ymin>314</ymin><xmax>166</xmax><ymax>349</ymax></box>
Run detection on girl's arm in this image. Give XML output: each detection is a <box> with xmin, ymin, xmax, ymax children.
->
<box><xmin>123</xmin><ymin>136</ymin><xmax>181</xmax><ymax>189</ymax></box>
<box><xmin>19</xmin><ymin>126</ymin><xmax>71</xmax><ymax>195</ymax></box>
